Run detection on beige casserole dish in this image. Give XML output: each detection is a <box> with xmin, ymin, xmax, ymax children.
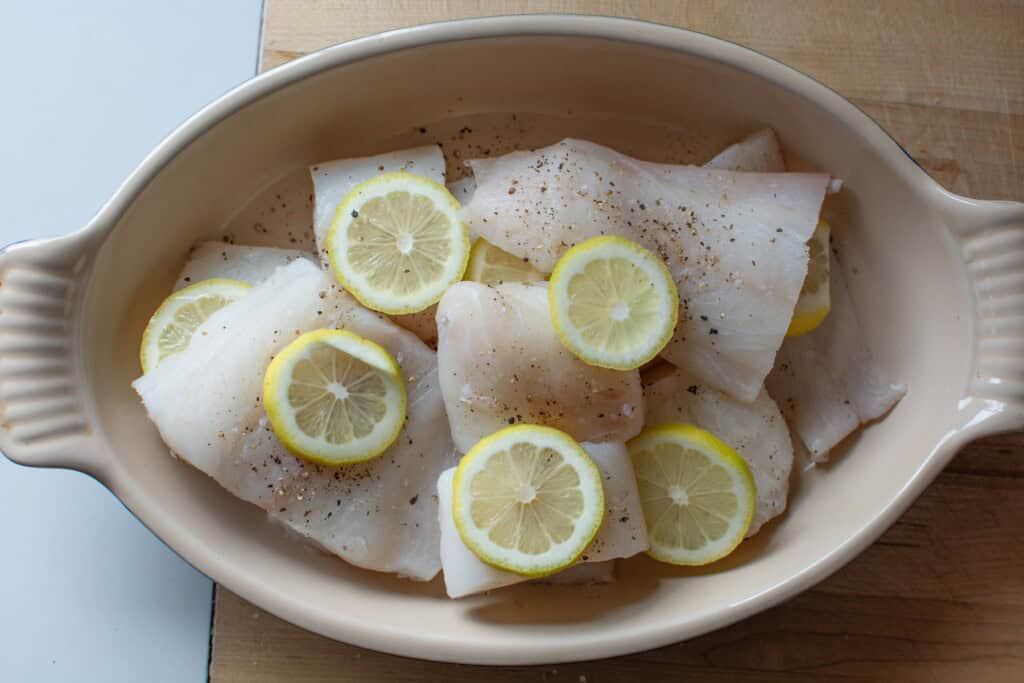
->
<box><xmin>1</xmin><ymin>15</ymin><xmax>1022</xmax><ymax>665</ymax></box>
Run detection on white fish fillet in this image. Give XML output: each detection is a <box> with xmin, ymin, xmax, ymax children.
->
<box><xmin>437</xmin><ymin>442</ymin><xmax>647</xmax><ymax>598</ymax></box>
<box><xmin>705</xmin><ymin>129</ymin><xmax>897</xmax><ymax>459</ymax></box>
<box><xmin>705</xmin><ymin>128</ymin><xmax>842</xmax><ymax>192</ymax></box>
<box><xmin>765</xmin><ymin>263</ymin><xmax>906</xmax><ymax>461</ymax></box>
<box><xmin>644</xmin><ymin>368</ymin><xmax>793</xmax><ymax>535</ymax></box>
<box><xmin>436</xmin><ymin>281</ymin><xmax>644</xmax><ymax>453</ymax></box>
<box><xmin>450</xmin><ymin>129</ymin><xmax>778</xmax><ymax>245</ymax></box>
<box><xmin>224</xmin><ymin>368</ymin><xmax>452</xmax><ymax>580</ymax></box>
<box><xmin>581</xmin><ymin>442</ymin><xmax>651</xmax><ymax>561</ymax></box>
<box><xmin>174</xmin><ymin>242</ymin><xmax>316</xmax><ymax>290</ymax></box>
<box><xmin>705</xmin><ymin>128</ymin><xmax>786</xmax><ymax>173</ymax></box>
<box><xmin>134</xmin><ymin>259</ymin><xmax>455</xmax><ymax>580</ymax></box>
<box><xmin>706</xmin><ymin>129</ymin><xmax>841</xmax><ymax>191</ymax></box>
<box><xmin>427</xmin><ymin>128</ymin><xmax>781</xmax><ymax>350</ymax></box>
<box><xmin>309</xmin><ymin>145</ymin><xmax>446</xmax><ymax>260</ymax></box>
<box><xmin>460</xmin><ymin>139</ymin><xmax>829</xmax><ymax>401</ymax></box>
<box><xmin>451</xmin><ymin>127</ymin><xmax>779</xmax><ymax>243</ymax></box>
<box><xmin>133</xmin><ymin>259</ymin><xmax>326</xmax><ymax>472</ymax></box>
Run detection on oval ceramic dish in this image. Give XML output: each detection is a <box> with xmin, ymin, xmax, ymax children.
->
<box><xmin>1</xmin><ymin>16</ymin><xmax>1022</xmax><ymax>665</ymax></box>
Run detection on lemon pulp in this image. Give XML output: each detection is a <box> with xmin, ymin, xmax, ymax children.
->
<box><xmin>629</xmin><ymin>423</ymin><xmax>755</xmax><ymax>565</ymax></box>
<box><xmin>548</xmin><ymin>235</ymin><xmax>678</xmax><ymax>370</ymax></box>
<box><xmin>465</xmin><ymin>238</ymin><xmax>544</xmax><ymax>285</ymax></box>
<box><xmin>452</xmin><ymin>425</ymin><xmax>605</xmax><ymax>577</ymax></box>
<box><xmin>327</xmin><ymin>172</ymin><xmax>469</xmax><ymax>314</ymax></box>
<box><xmin>264</xmin><ymin>329</ymin><xmax>406</xmax><ymax>465</ymax></box>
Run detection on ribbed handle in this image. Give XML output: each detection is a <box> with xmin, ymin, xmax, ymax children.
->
<box><xmin>948</xmin><ymin>194</ymin><xmax>1024</xmax><ymax>438</ymax></box>
<box><xmin>0</xmin><ymin>230</ymin><xmax>105</xmax><ymax>475</ymax></box>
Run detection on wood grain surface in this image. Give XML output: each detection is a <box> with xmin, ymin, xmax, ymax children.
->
<box><xmin>210</xmin><ymin>2</ymin><xmax>1024</xmax><ymax>680</ymax></box>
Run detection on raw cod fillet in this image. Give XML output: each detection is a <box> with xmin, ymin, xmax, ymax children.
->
<box><xmin>226</xmin><ymin>367</ymin><xmax>451</xmax><ymax>580</ymax></box>
<box><xmin>703</xmin><ymin>128</ymin><xmax>899</xmax><ymax>460</ymax></box>
<box><xmin>448</xmin><ymin>126</ymin><xmax>781</xmax><ymax>226</ymax></box>
<box><xmin>705</xmin><ymin>130</ymin><xmax>900</xmax><ymax>460</ymax></box>
<box><xmin>705</xmin><ymin>127</ymin><xmax>837</xmax><ymax>191</ymax></box>
<box><xmin>134</xmin><ymin>258</ymin><xmax>455</xmax><ymax>580</ymax></box>
<box><xmin>706</xmin><ymin>128</ymin><xmax>786</xmax><ymax>173</ymax></box>
<box><xmin>460</xmin><ymin>138</ymin><xmax>830</xmax><ymax>401</ymax></box>
<box><xmin>437</xmin><ymin>442</ymin><xmax>647</xmax><ymax>598</ymax></box>
<box><xmin>765</xmin><ymin>262</ymin><xmax>906</xmax><ymax>461</ymax></box>
<box><xmin>309</xmin><ymin>145</ymin><xmax>446</xmax><ymax>261</ymax></box>
<box><xmin>436</xmin><ymin>281</ymin><xmax>644</xmax><ymax>453</ymax></box>
<box><xmin>643</xmin><ymin>367</ymin><xmax>793</xmax><ymax>535</ymax></box>
<box><xmin>133</xmin><ymin>259</ymin><xmax>325</xmax><ymax>472</ymax></box>
<box><xmin>580</xmin><ymin>442</ymin><xmax>650</xmax><ymax>562</ymax></box>
<box><xmin>175</xmin><ymin>242</ymin><xmax>316</xmax><ymax>290</ymax></box>
<box><xmin>633</xmin><ymin>128</ymin><xmax>792</xmax><ymax>535</ymax></box>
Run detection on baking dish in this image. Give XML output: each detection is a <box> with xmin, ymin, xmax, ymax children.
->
<box><xmin>1</xmin><ymin>15</ymin><xmax>1021</xmax><ymax>665</ymax></box>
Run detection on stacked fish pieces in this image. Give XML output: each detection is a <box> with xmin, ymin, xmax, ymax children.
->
<box><xmin>131</xmin><ymin>127</ymin><xmax>904</xmax><ymax>598</ymax></box>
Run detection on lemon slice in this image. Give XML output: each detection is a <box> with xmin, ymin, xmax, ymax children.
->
<box><xmin>628</xmin><ymin>423</ymin><xmax>755</xmax><ymax>566</ymax></box>
<box><xmin>452</xmin><ymin>425</ymin><xmax>605</xmax><ymax>577</ymax></box>
<box><xmin>465</xmin><ymin>238</ymin><xmax>544</xmax><ymax>285</ymax></box>
<box><xmin>787</xmin><ymin>220</ymin><xmax>831</xmax><ymax>337</ymax></box>
<box><xmin>548</xmin><ymin>235</ymin><xmax>679</xmax><ymax>370</ymax></box>
<box><xmin>139</xmin><ymin>278</ymin><xmax>251</xmax><ymax>373</ymax></box>
<box><xmin>326</xmin><ymin>172</ymin><xmax>469</xmax><ymax>315</ymax></box>
<box><xmin>263</xmin><ymin>329</ymin><xmax>406</xmax><ymax>465</ymax></box>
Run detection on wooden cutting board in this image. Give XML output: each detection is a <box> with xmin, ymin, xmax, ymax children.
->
<box><xmin>210</xmin><ymin>2</ymin><xmax>1024</xmax><ymax>681</ymax></box>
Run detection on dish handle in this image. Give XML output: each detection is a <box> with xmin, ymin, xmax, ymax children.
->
<box><xmin>0</xmin><ymin>228</ymin><xmax>108</xmax><ymax>477</ymax></box>
<box><xmin>949</xmin><ymin>195</ymin><xmax>1024</xmax><ymax>440</ymax></box>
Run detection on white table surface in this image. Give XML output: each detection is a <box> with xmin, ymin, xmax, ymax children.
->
<box><xmin>0</xmin><ymin>2</ymin><xmax>263</xmax><ymax>680</ymax></box>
